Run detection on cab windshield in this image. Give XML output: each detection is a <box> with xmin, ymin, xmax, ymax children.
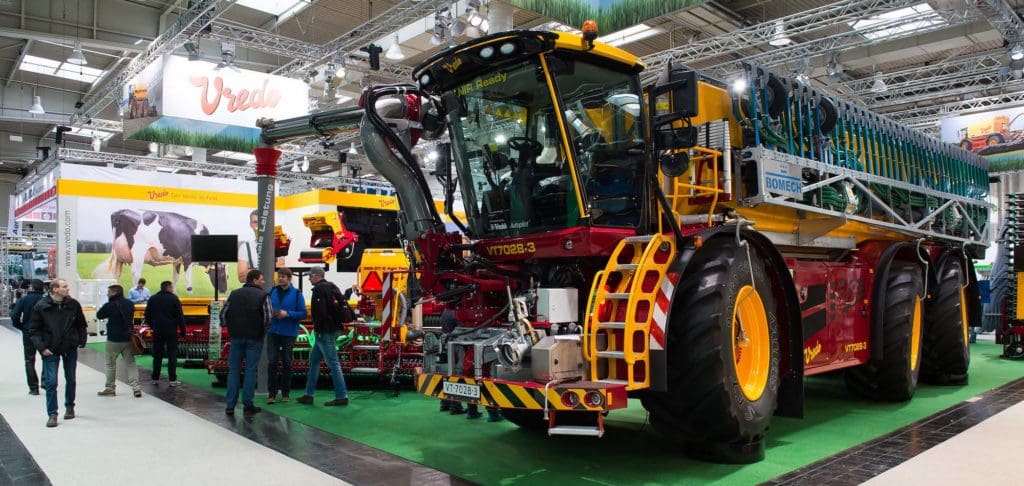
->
<box><xmin>446</xmin><ymin>53</ymin><xmax>644</xmax><ymax>238</ymax></box>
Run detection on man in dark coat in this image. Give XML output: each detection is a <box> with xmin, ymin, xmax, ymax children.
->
<box><xmin>11</xmin><ymin>279</ymin><xmax>45</xmax><ymax>395</ymax></box>
<box><xmin>220</xmin><ymin>269</ymin><xmax>272</xmax><ymax>415</ymax></box>
<box><xmin>28</xmin><ymin>278</ymin><xmax>87</xmax><ymax>428</ymax></box>
<box><xmin>144</xmin><ymin>281</ymin><xmax>186</xmax><ymax>386</ymax></box>
<box><xmin>296</xmin><ymin>267</ymin><xmax>350</xmax><ymax>407</ymax></box>
<box><xmin>97</xmin><ymin>284</ymin><xmax>142</xmax><ymax>397</ymax></box>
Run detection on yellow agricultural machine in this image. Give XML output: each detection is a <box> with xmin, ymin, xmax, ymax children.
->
<box><xmin>298</xmin><ymin>211</ymin><xmax>359</xmax><ymax>264</ymax></box>
<box><xmin>258</xmin><ymin>28</ymin><xmax>988</xmax><ymax>463</ymax></box>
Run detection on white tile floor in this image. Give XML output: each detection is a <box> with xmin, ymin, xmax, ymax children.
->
<box><xmin>865</xmin><ymin>399</ymin><xmax>1024</xmax><ymax>485</ymax></box>
<box><xmin>0</xmin><ymin>325</ymin><xmax>347</xmax><ymax>486</ymax></box>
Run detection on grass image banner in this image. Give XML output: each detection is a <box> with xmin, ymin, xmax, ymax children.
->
<box><xmin>507</xmin><ymin>0</ymin><xmax>703</xmax><ymax>33</ymax></box>
<box><xmin>101</xmin><ymin>339</ymin><xmax>1024</xmax><ymax>485</ymax></box>
<box><xmin>77</xmin><ymin>253</ymin><xmax>244</xmax><ymax>298</ymax></box>
<box><xmin>127</xmin><ymin>116</ymin><xmax>259</xmax><ymax>153</ymax></box>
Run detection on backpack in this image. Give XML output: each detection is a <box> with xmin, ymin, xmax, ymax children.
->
<box><xmin>323</xmin><ymin>283</ymin><xmax>355</xmax><ymax>325</ymax></box>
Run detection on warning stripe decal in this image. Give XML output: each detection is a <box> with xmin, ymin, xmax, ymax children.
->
<box><xmin>418</xmin><ymin>374</ymin><xmax>613</xmax><ymax>411</ymax></box>
<box><xmin>650</xmin><ymin>272</ymin><xmax>678</xmax><ymax>349</ymax></box>
<box><xmin>380</xmin><ymin>274</ymin><xmax>393</xmax><ymax>327</ymax></box>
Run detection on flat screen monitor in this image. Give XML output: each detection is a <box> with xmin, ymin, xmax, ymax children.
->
<box><xmin>191</xmin><ymin>235</ymin><xmax>237</xmax><ymax>262</ymax></box>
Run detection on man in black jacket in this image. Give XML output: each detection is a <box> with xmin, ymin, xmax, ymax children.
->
<box><xmin>11</xmin><ymin>279</ymin><xmax>45</xmax><ymax>395</ymax></box>
<box><xmin>144</xmin><ymin>281</ymin><xmax>186</xmax><ymax>386</ymax></box>
<box><xmin>97</xmin><ymin>284</ymin><xmax>142</xmax><ymax>398</ymax></box>
<box><xmin>296</xmin><ymin>267</ymin><xmax>350</xmax><ymax>407</ymax></box>
<box><xmin>28</xmin><ymin>278</ymin><xmax>87</xmax><ymax>428</ymax></box>
<box><xmin>220</xmin><ymin>269</ymin><xmax>272</xmax><ymax>415</ymax></box>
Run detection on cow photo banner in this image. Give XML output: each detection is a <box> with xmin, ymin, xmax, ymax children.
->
<box><xmin>58</xmin><ymin>164</ymin><xmax>260</xmax><ymax>301</ymax></box>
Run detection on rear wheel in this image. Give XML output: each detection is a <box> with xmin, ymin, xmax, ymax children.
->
<box><xmin>846</xmin><ymin>260</ymin><xmax>923</xmax><ymax>401</ymax></box>
<box><xmin>922</xmin><ymin>258</ymin><xmax>970</xmax><ymax>384</ymax></box>
<box><xmin>987</xmin><ymin>134</ymin><xmax>1004</xmax><ymax>146</ymax></box>
<box><xmin>641</xmin><ymin>239</ymin><xmax>780</xmax><ymax>464</ymax></box>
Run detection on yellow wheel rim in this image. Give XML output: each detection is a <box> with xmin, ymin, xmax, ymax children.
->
<box><xmin>732</xmin><ymin>285</ymin><xmax>770</xmax><ymax>401</ymax></box>
<box><xmin>910</xmin><ymin>296</ymin><xmax>922</xmax><ymax>371</ymax></box>
<box><xmin>960</xmin><ymin>285</ymin><xmax>969</xmax><ymax>347</ymax></box>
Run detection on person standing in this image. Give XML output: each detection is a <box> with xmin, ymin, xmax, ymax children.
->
<box><xmin>296</xmin><ymin>267</ymin><xmax>350</xmax><ymax>407</ymax></box>
<box><xmin>266</xmin><ymin>268</ymin><xmax>306</xmax><ymax>404</ymax></box>
<box><xmin>128</xmin><ymin>278</ymin><xmax>151</xmax><ymax>304</ymax></box>
<box><xmin>28</xmin><ymin>278</ymin><xmax>87</xmax><ymax>428</ymax></box>
<box><xmin>11</xmin><ymin>279</ymin><xmax>45</xmax><ymax>395</ymax></box>
<box><xmin>221</xmin><ymin>269</ymin><xmax>272</xmax><ymax>415</ymax></box>
<box><xmin>145</xmin><ymin>281</ymin><xmax>186</xmax><ymax>386</ymax></box>
<box><xmin>96</xmin><ymin>284</ymin><xmax>142</xmax><ymax>398</ymax></box>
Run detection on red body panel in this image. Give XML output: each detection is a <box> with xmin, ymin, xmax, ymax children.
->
<box><xmin>789</xmin><ymin>258</ymin><xmax>874</xmax><ymax>375</ymax></box>
<box><xmin>474</xmin><ymin>226</ymin><xmax>636</xmax><ymax>262</ymax></box>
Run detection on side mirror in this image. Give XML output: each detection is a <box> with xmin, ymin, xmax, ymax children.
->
<box><xmin>660</xmin><ymin>152</ymin><xmax>689</xmax><ymax>178</ymax></box>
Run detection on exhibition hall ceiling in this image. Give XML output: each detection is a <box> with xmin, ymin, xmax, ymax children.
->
<box><xmin>0</xmin><ymin>0</ymin><xmax>1022</xmax><ymax>179</ymax></box>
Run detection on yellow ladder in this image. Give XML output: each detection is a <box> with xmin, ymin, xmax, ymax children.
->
<box><xmin>583</xmin><ymin>233</ymin><xmax>676</xmax><ymax>391</ymax></box>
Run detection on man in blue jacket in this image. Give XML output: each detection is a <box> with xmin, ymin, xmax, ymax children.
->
<box><xmin>11</xmin><ymin>279</ymin><xmax>45</xmax><ymax>395</ymax></box>
<box><xmin>266</xmin><ymin>268</ymin><xmax>306</xmax><ymax>404</ymax></box>
<box><xmin>97</xmin><ymin>284</ymin><xmax>142</xmax><ymax>398</ymax></box>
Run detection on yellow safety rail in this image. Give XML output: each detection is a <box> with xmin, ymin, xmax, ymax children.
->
<box><xmin>584</xmin><ymin>233</ymin><xmax>676</xmax><ymax>391</ymax></box>
<box><xmin>660</xmin><ymin>146</ymin><xmax>724</xmax><ymax>229</ymax></box>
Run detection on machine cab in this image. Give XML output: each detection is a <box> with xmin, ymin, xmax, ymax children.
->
<box><xmin>414</xmin><ymin>31</ymin><xmax>648</xmax><ymax>238</ymax></box>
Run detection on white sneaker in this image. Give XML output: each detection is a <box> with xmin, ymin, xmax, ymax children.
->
<box><xmin>169</xmin><ymin>381</ymin><xmax>181</xmax><ymax>387</ymax></box>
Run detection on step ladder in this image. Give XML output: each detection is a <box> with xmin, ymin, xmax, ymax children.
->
<box><xmin>547</xmin><ymin>410</ymin><xmax>605</xmax><ymax>438</ymax></box>
<box><xmin>583</xmin><ymin>233</ymin><xmax>676</xmax><ymax>391</ymax></box>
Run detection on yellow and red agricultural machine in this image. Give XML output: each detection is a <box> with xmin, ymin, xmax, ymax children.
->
<box><xmin>257</xmin><ymin>29</ymin><xmax>989</xmax><ymax>463</ymax></box>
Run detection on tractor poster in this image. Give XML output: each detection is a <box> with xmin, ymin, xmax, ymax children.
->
<box><xmin>940</xmin><ymin>106</ymin><xmax>1024</xmax><ymax>172</ymax></box>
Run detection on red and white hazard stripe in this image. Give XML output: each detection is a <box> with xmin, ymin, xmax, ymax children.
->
<box><xmin>380</xmin><ymin>274</ymin><xmax>393</xmax><ymax>326</ymax></box>
<box><xmin>650</xmin><ymin>273</ymin><xmax>679</xmax><ymax>350</ymax></box>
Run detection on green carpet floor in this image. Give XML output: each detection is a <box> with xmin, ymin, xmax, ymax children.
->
<box><xmin>92</xmin><ymin>341</ymin><xmax>1024</xmax><ymax>485</ymax></box>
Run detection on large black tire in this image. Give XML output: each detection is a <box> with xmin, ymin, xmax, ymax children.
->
<box><xmin>922</xmin><ymin>258</ymin><xmax>970</xmax><ymax>385</ymax></box>
<box><xmin>846</xmin><ymin>260</ymin><xmax>923</xmax><ymax>401</ymax></box>
<box><xmin>640</xmin><ymin>239</ymin><xmax>781</xmax><ymax>464</ymax></box>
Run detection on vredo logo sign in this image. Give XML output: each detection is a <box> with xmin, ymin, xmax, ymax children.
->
<box><xmin>161</xmin><ymin>55</ymin><xmax>309</xmax><ymax>128</ymax></box>
<box><xmin>189</xmin><ymin>76</ymin><xmax>283</xmax><ymax>116</ymax></box>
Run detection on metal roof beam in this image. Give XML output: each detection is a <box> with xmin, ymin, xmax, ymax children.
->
<box><xmin>272</xmin><ymin>0</ymin><xmax>443</xmax><ymax>80</ymax></box>
<box><xmin>642</xmin><ymin>0</ymin><xmax>918</xmax><ymax>74</ymax></box>
<box><xmin>973</xmin><ymin>0</ymin><xmax>1024</xmax><ymax>44</ymax></box>
<box><xmin>73</xmin><ymin>0</ymin><xmax>238</xmax><ymax>123</ymax></box>
<box><xmin>892</xmin><ymin>90</ymin><xmax>1024</xmax><ymax>127</ymax></box>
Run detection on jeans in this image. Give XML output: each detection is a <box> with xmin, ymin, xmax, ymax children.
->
<box><xmin>266</xmin><ymin>333</ymin><xmax>296</xmax><ymax>398</ymax></box>
<box><xmin>226</xmin><ymin>338</ymin><xmax>263</xmax><ymax>409</ymax></box>
<box><xmin>304</xmin><ymin>331</ymin><xmax>347</xmax><ymax>399</ymax></box>
<box><xmin>104</xmin><ymin>341</ymin><xmax>140</xmax><ymax>391</ymax></box>
<box><xmin>42</xmin><ymin>349</ymin><xmax>78</xmax><ymax>417</ymax></box>
<box><xmin>151</xmin><ymin>333</ymin><xmax>178</xmax><ymax>381</ymax></box>
<box><xmin>22</xmin><ymin>332</ymin><xmax>39</xmax><ymax>392</ymax></box>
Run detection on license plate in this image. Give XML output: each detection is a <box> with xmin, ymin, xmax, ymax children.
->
<box><xmin>442</xmin><ymin>381</ymin><xmax>480</xmax><ymax>399</ymax></box>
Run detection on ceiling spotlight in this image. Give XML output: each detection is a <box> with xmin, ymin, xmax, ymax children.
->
<box><xmin>291</xmin><ymin>159</ymin><xmax>300</xmax><ymax>172</ymax></box>
<box><xmin>385</xmin><ymin>35</ymin><xmax>405</xmax><ymax>61</ymax></box>
<box><xmin>1011</xmin><ymin>44</ymin><xmax>1024</xmax><ymax>61</ymax></box>
<box><xmin>479</xmin><ymin>19</ymin><xmax>490</xmax><ymax>33</ymax></box>
<box><xmin>67</xmin><ymin>42</ymin><xmax>87</xmax><ymax>65</ymax></box>
<box><xmin>301</xmin><ymin>156</ymin><xmax>310</xmax><ymax>172</ymax></box>
<box><xmin>465</xmin><ymin>26</ymin><xmax>481</xmax><ymax>38</ymax></box>
<box><xmin>349</xmin><ymin>142</ymin><xmax>358</xmax><ymax>155</ymax></box>
<box><xmin>731</xmin><ymin>78</ymin><xmax>748</xmax><ymax>93</ymax></box>
<box><xmin>91</xmin><ymin>137</ymin><xmax>101</xmax><ymax>152</ymax></box>
<box><xmin>335</xmin><ymin>65</ymin><xmax>346</xmax><ymax>79</ymax></box>
<box><xmin>768</xmin><ymin>20</ymin><xmax>791</xmax><ymax>47</ymax></box>
<box><xmin>871</xmin><ymin>72</ymin><xmax>888</xmax><ymax>93</ymax></box>
<box><xmin>28</xmin><ymin>95</ymin><xmax>44</xmax><ymax>115</ymax></box>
